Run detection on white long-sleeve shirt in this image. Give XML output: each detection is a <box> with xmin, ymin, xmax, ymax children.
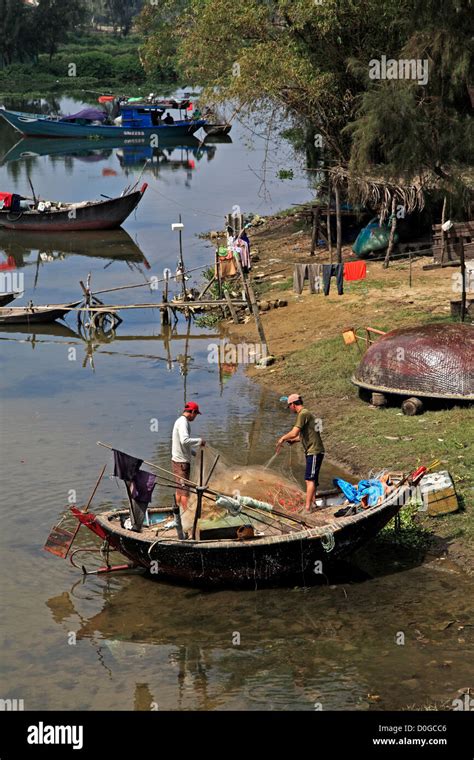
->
<box><xmin>172</xmin><ymin>415</ymin><xmax>202</xmax><ymax>463</ymax></box>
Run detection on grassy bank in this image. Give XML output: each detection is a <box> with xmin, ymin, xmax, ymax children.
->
<box><xmin>222</xmin><ymin>210</ymin><xmax>473</xmax><ymax>567</ymax></box>
<box><xmin>0</xmin><ymin>32</ymin><xmax>176</xmax><ymax>98</ymax></box>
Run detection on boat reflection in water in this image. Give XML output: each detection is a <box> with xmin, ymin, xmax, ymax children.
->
<box><xmin>1</xmin><ymin>133</ymin><xmax>225</xmax><ymax>176</ymax></box>
<box><xmin>45</xmin><ymin>574</ymin><xmax>371</xmax><ymax>710</ymax></box>
<box><xmin>0</xmin><ymin>227</ymin><xmax>151</xmax><ymax>269</ymax></box>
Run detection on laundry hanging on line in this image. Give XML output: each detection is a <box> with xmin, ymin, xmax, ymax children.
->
<box><xmin>293</xmin><ymin>263</ymin><xmax>322</xmax><ymax>294</ymax></box>
<box><xmin>322</xmin><ymin>263</ymin><xmax>344</xmax><ymax>296</ymax></box>
<box><xmin>344</xmin><ymin>261</ymin><xmax>367</xmax><ymax>281</ymax></box>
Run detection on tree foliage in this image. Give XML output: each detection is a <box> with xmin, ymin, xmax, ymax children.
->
<box><xmin>0</xmin><ymin>0</ymin><xmax>87</xmax><ymax>66</ymax></box>
<box><xmin>137</xmin><ymin>0</ymin><xmax>190</xmax><ymax>80</ymax></box>
<box><xmin>139</xmin><ymin>0</ymin><xmax>473</xmax><ymax>202</ymax></box>
<box><xmin>105</xmin><ymin>0</ymin><xmax>143</xmax><ymax>36</ymax></box>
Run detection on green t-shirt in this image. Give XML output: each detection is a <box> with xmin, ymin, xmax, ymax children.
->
<box><xmin>295</xmin><ymin>407</ymin><xmax>324</xmax><ymax>455</ymax></box>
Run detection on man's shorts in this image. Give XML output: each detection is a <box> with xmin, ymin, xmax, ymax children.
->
<box><xmin>305</xmin><ymin>453</ymin><xmax>324</xmax><ymax>485</ymax></box>
<box><xmin>172</xmin><ymin>460</ymin><xmax>191</xmax><ymax>493</ymax></box>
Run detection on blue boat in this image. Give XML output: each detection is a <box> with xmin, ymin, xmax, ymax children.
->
<box><xmin>0</xmin><ymin>104</ymin><xmax>206</xmax><ymax>139</ymax></box>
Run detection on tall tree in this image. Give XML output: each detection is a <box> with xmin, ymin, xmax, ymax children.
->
<box><xmin>106</xmin><ymin>0</ymin><xmax>143</xmax><ymax>36</ymax></box>
<box><xmin>0</xmin><ymin>0</ymin><xmax>35</xmax><ymax>66</ymax></box>
<box><xmin>34</xmin><ymin>0</ymin><xmax>87</xmax><ymax>61</ymax></box>
<box><xmin>137</xmin><ymin>0</ymin><xmax>189</xmax><ymax>79</ymax></box>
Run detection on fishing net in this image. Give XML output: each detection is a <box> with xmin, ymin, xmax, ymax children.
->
<box><xmin>181</xmin><ymin>445</ymin><xmax>306</xmax><ymax>532</ymax></box>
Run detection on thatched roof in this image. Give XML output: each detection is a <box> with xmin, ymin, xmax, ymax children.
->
<box><xmin>329</xmin><ymin>165</ymin><xmax>473</xmax><ymax>218</ymax></box>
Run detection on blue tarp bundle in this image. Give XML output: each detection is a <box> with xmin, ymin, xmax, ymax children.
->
<box><xmin>333</xmin><ymin>478</ymin><xmax>385</xmax><ymax>507</ymax></box>
<box><xmin>352</xmin><ymin>217</ymin><xmax>399</xmax><ymax>256</ymax></box>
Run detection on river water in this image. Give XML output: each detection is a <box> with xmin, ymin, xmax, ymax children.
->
<box><xmin>0</xmin><ymin>95</ymin><xmax>472</xmax><ymax>712</ymax></box>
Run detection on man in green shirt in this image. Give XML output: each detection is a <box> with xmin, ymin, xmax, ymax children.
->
<box><xmin>276</xmin><ymin>394</ymin><xmax>325</xmax><ymax>512</ymax></box>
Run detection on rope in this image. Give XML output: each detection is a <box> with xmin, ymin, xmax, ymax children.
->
<box><xmin>321</xmin><ymin>531</ymin><xmax>335</xmax><ymax>553</ymax></box>
<box><xmin>146</xmin><ymin>184</ymin><xmax>222</xmax><ymax>219</ymax></box>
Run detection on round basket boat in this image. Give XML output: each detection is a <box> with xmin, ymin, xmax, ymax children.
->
<box><xmin>352</xmin><ymin>323</ymin><xmax>474</xmax><ymax>414</ymax></box>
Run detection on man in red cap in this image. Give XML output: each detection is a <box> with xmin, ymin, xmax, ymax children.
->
<box><xmin>172</xmin><ymin>402</ymin><xmax>205</xmax><ymax>516</ymax></box>
<box><xmin>276</xmin><ymin>394</ymin><xmax>325</xmax><ymax>512</ymax></box>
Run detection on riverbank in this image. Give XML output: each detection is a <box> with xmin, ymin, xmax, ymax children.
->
<box><xmin>220</xmin><ymin>210</ymin><xmax>474</xmax><ymax>572</ymax></box>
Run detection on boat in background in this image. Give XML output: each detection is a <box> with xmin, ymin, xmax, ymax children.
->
<box><xmin>0</xmin><ymin>292</ymin><xmax>19</xmax><ymax>306</ymax></box>
<box><xmin>0</xmin><ymin>183</ymin><xmax>147</xmax><ymax>232</ymax></box>
<box><xmin>0</xmin><ymin>102</ymin><xmax>206</xmax><ymax>139</ymax></box>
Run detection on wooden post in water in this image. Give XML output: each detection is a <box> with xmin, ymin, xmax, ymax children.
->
<box><xmin>335</xmin><ymin>185</ymin><xmax>342</xmax><ymax>263</ymax></box>
<box><xmin>161</xmin><ymin>269</ymin><xmax>170</xmax><ymax>325</ymax></box>
<box><xmin>384</xmin><ymin>196</ymin><xmax>397</xmax><ymax>269</ymax></box>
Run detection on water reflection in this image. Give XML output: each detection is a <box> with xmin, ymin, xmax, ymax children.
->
<box><xmin>43</xmin><ymin>559</ymin><xmax>474</xmax><ymax>710</ymax></box>
<box><xmin>1</xmin><ymin>135</ymin><xmax>221</xmax><ymax>184</ymax></box>
<box><xmin>0</xmin><ymin>227</ymin><xmax>150</xmax><ymax>275</ymax></box>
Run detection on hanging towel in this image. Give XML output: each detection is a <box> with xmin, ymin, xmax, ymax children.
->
<box><xmin>344</xmin><ymin>261</ymin><xmax>367</xmax><ymax>281</ymax></box>
<box><xmin>131</xmin><ymin>470</ymin><xmax>157</xmax><ymax>504</ymax></box>
<box><xmin>113</xmin><ymin>450</ymin><xmax>143</xmax><ymax>481</ymax></box>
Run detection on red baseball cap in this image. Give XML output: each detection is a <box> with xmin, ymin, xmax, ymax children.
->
<box><xmin>184</xmin><ymin>401</ymin><xmax>201</xmax><ymax>414</ymax></box>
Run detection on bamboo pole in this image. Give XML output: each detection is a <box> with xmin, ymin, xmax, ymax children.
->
<box><xmin>224</xmin><ymin>289</ymin><xmax>239</xmax><ymax>323</ymax></box>
<box><xmin>90</xmin><ymin>264</ymin><xmax>209</xmax><ymax>297</ymax></box>
<box><xmin>233</xmin><ymin>252</ymin><xmax>268</xmax><ymax>354</ymax></box>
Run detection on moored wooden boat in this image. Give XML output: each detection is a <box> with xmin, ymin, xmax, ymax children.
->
<box><xmin>0</xmin><ymin>184</ymin><xmax>147</xmax><ymax>232</ymax></box>
<box><xmin>0</xmin><ymin>107</ymin><xmax>206</xmax><ymax>139</ymax></box>
<box><xmin>0</xmin><ymin>300</ymin><xmax>80</xmax><ymax>325</ymax></box>
<box><xmin>68</xmin><ymin>480</ymin><xmax>414</xmax><ymax>588</ymax></box>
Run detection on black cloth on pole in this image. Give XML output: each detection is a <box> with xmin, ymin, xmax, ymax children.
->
<box><xmin>113</xmin><ymin>450</ymin><xmax>143</xmax><ymax>481</ymax></box>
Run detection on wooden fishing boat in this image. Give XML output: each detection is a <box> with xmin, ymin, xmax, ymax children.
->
<box><xmin>0</xmin><ymin>300</ymin><xmax>80</xmax><ymax>325</ymax></box>
<box><xmin>67</xmin><ymin>483</ymin><xmax>412</xmax><ymax>588</ymax></box>
<box><xmin>51</xmin><ymin>452</ymin><xmax>429</xmax><ymax>588</ymax></box>
<box><xmin>0</xmin><ymin>184</ymin><xmax>147</xmax><ymax>232</ymax></box>
<box><xmin>0</xmin><ymin>106</ymin><xmax>206</xmax><ymax>139</ymax></box>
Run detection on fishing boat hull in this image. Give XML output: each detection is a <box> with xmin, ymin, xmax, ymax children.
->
<box><xmin>0</xmin><ymin>292</ymin><xmax>18</xmax><ymax>306</ymax></box>
<box><xmin>0</xmin><ymin>108</ymin><xmax>206</xmax><ymax>139</ymax></box>
<box><xmin>73</xmin><ymin>486</ymin><xmax>410</xmax><ymax>588</ymax></box>
<box><xmin>0</xmin><ymin>301</ymin><xmax>80</xmax><ymax>325</ymax></box>
<box><xmin>0</xmin><ymin>186</ymin><xmax>146</xmax><ymax>232</ymax></box>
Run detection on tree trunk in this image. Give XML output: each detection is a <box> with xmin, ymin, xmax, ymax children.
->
<box><xmin>383</xmin><ymin>196</ymin><xmax>397</xmax><ymax>269</ymax></box>
<box><xmin>326</xmin><ymin>177</ymin><xmax>333</xmax><ymax>262</ymax></box>
<box><xmin>335</xmin><ymin>184</ymin><xmax>342</xmax><ymax>263</ymax></box>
